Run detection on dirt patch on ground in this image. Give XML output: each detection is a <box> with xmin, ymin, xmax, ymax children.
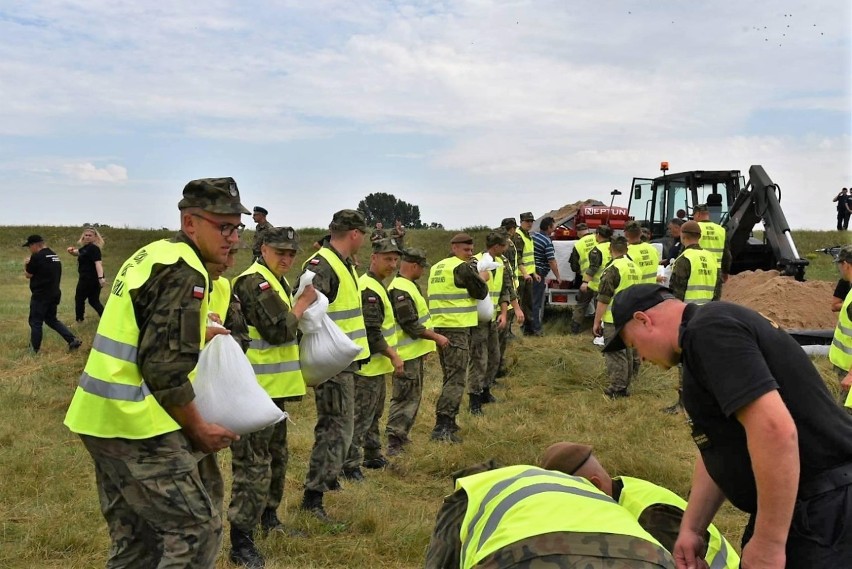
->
<box><xmin>722</xmin><ymin>270</ymin><xmax>837</xmax><ymax>330</ymax></box>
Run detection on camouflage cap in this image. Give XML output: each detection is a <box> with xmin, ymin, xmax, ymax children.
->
<box><xmin>263</xmin><ymin>226</ymin><xmax>299</xmax><ymax>250</ymax></box>
<box><xmin>450</xmin><ymin>232</ymin><xmax>474</xmax><ymax>244</ymax></box>
<box><xmin>500</xmin><ymin>217</ymin><xmax>518</xmax><ymax>229</ymax></box>
<box><xmin>519</xmin><ymin>212</ymin><xmax>535</xmax><ymax>222</ymax></box>
<box><xmin>693</xmin><ymin>203</ymin><xmax>709</xmax><ymax>213</ymax></box>
<box><xmin>596</xmin><ymin>224</ymin><xmax>613</xmax><ymax>238</ymax></box>
<box><xmin>836</xmin><ymin>245</ymin><xmax>852</xmax><ymax>264</ymax></box>
<box><xmin>540</xmin><ymin>442</ymin><xmax>594</xmax><ymax>475</ymax></box>
<box><xmin>681</xmin><ymin>220</ymin><xmax>702</xmax><ymax>236</ymax></box>
<box><xmin>485</xmin><ymin>228</ymin><xmax>509</xmax><ymax>248</ymax></box>
<box><xmin>178</xmin><ymin>177</ymin><xmax>251</xmax><ymax>215</ymax></box>
<box><xmin>329</xmin><ymin>209</ymin><xmax>367</xmax><ymax>233</ymax></box>
<box><xmin>401</xmin><ymin>247</ymin><xmax>430</xmax><ymax>267</ymax></box>
<box><xmin>624</xmin><ymin>220</ymin><xmax>642</xmax><ymax>234</ymax></box>
<box><xmin>372</xmin><ymin>237</ymin><xmax>402</xmax><ymax>255</ymax></box>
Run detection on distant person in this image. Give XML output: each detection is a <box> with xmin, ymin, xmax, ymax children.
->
<box><xmin>834</xmin><ymin>188</ymin><xmax>851</xmax><ymax>230</ymax></box>
<box><xmin>831</xmin><ymin>246</ymin><xmax>852</xmax><ymax>404</ymax></box>
<box><xmin>66</xmin><ymin>227</ymin><xmax>106</xmax><ymax>322</ymax></box>
<box><xmin>569</xmin><ymin>222</ymin><xmax>598</xmax><ymax>334</ymax></box>
<box><xmin>23</xmin><ymin>234</ymin><xmax>81</xmax><ymax>353</ymax></box>
<box><xmin>529</xmin><ymin>216</ymin><xmax>560</xmax><ymax>336</ymax></box>
<box><xmin>370</xmin><ymin>221</ymin><xmax>387</xmax><ymax>243</ymax></box>
<box><xmin>252</xmin><ymin>206</ymin><xmax>273</xmax><ymax>260</ymax></box>
<box><xmin>693</xmin><ymin>204</ymin><xmax>731</xmax><ymax>298</ymax></box>
<box><xmin>675</xmin><ymin>209</ymin><xmax>687</xmax><ymax>222</ymax></box>
<box><xmin>661</xmin><ymin>218</ymin><xmax>684</xmax><ymax>266</ymax></box>
<box><xmin>515</xmin><ymin>212</ymin><xmax>536</xmax><ymax>334</ymax></box>
<box><xmin>389</xmin><ymin>219</ymin><xmax>406</xmax><ymax>249</ymax></box>
<box><xmin>625</xmin><ymin>221</ymin><xmax>660</xmax><ymax>283</ymax></box>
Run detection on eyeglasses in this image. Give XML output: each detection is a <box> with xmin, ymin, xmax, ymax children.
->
<box><xmin>191</xmin><ymin>213</ymin><xmax>245</xmax><ymax>237</ymax></box>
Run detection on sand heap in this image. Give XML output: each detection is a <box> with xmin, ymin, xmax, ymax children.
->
<box><xmin>722</xmin><ymin>270</ymin><xmax>837</xmax><ymax>330</ymax></box>
<box><xmin>540</xmin><ymin>199</ymin><xmax>605</xmax><ymax>225</ymax></box>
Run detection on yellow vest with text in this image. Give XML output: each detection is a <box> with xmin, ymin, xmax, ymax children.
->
<box><xmin>616</xmin><ymin>476</ymin><xmax>740</xmax><ymax>569</ymax></box>
<box><xmin>234</xmin><ymin>262</ymin><xmax>305</xmax><ymax>398</ymax></box>
<box><xmin>64</xmin><ymin>240</ymin><xmax>209</xmax><ymax>439</ymax></box>
<box><xmin>589</xmin><ymin>242</ymin><xmax>612</xmax><ymax>292</ymax></box>
<box><xmin>518</xmin><ymin>230</ymin><xmax>535</xmax><ymax>273</ymax></box>
<box><xmin>358</xmin><ymin>273</ymin><xmax>398</xmax><ymax>377</ymax></box>
<box><xmin>305</xmin><ymin>248</ymin><xmax>370</xmax><ymax>361</ymax></box>
<box><xmin>676</xmin><ymin>248</ymin><xmax>717</xmax><ymax>305</ymax></box>
<box><xmin>698</xmin><ymin>222</ymin><xmax>726</xmax><ymax>269</ymax></box>
<box><xmin>388</xmin><ymin>276</ymin><xmax>436</xmax><ymax>361</ymax></box>
<box><xmin>830</xmin><ymin>288</ymin><xmax>852</xmax><ymax>388</ymax></box>
<box><xmin>210</xmin><ymin>277</ymin><xmax>231</xmax><ymax>319</ymax></box>
<box><xmin>628</xmin><ymin>242</ymin><xmax>660</xmax><ymax>284</ymax></box>
<box><xmin>603</xmin><ymin>257</ymin><xmax>640</xmax><ymax>324</ymax></box>
<box><xmin>576</xmin><ymin>233</ymin><xmax>599</xmax><ymax>275</ymax></box>
<box><xmin>428</xmin><ymin>256</ymin><xmax>478</xmax><ymax>328</ymax></box>
<box><xmin>475</xmin><ymin>252</ymin><xmax>505</xmax><ymax>320</ymax></box>
<box><xmin>457</xmin><ymin>465</ymin><xmax>665</xmax><ymax>569</ymax></box>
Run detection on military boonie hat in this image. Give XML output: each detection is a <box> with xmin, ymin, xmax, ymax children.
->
<box><xmin>178</xmin><ymin>177</ymin><xmax>251</xmax><ymax>215</ymax></box>
<box><xmin>401</xmin><ymin>247</ymin><xmax>430</xmax><ymax>267</ymax></box>
<box><xmin>450</xmin><ymin>232</ymin><xmax>474</xmax><ymax>244</ymax></box>
<box><xmin>500</xmin><ymin>217</ymin><xmax>518</xmax><ymax>229</ymax></box>
<box><xmin>681</xmin><ymin>220</ymin><xmax>702</xmax><ymax>236</ymax></box>
<box><xmin>540</xmin><ymin>442</ymin><xmax>594</xmax><ymax>475</ymax></box>
<box><xmin>486</xmin><ymin>229</ymin><xmax>508</xmax><ymax>248</ymax></box>
<box><xmin>263</xmin><ymin>226</ymin><xmax>299</xmax><ymax>251</ymax></box>
<box><xmin>693</xmin><ymin>203</ymin><xmax>709</xmax><ymax>213</ymax></box>
<box><xmin>329</xmin><ymin>209</ymin><xmax>367</xmax><ymax>233</ymax></box>
<box><xmin>836</xmin><ymin>245</ymin><xmax>852</xmax><ymax>264</ymax></box>
<box><xmin>624</xmin><ymin>221</ymin><xmax>642</xmax><ymax>234</ymax></box>
<box><xmin>21</xmin><ymin>234</ymin><xmax>44</xmax><ymax>247</ymax></box>
<box><xmin>519</xmin><ymin>212</ymin><xmax>535</xmax><ymax>222</ymax></box>
<box><xmin>603</xmin><ymin>284</ymin><xmax>677</xmax><ymax>353</ymax></box>
<box><xmin>596</xmin><ymin>224</ymin><xmax>613</xmax><ymax>238</ymax></box>
<box><xmin>372</xmin><ymin>237</ymin><xmax>402</xmax><ymax>254</ymax></box>
<box><xmin>253</xmin><ymin>206</ymin><xmax>268</xmax><ymax>215</ymax></box>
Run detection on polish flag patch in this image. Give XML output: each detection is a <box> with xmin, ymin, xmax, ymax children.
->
<box><xmin>259</xmin><ymin>281</ymin><xmax>271</xmax><ymax>291</ymax></box>
<box><xmin>397</xmin><ymin>295</ymin><xmax>406</xmax><ymax>301</ymax></box>
<box><xmin>192</xmin><ymin>285</ymin><xmax>205</xmax><ymax>299</ymax></box>
<box><xmin>367</xmin><ymin>296</ymin><xmax>378</xmax><ymax>303</ymax></box>
<box><xmin>309</xmin><ymin>258</ymin><xmax>321</xmax><ymax>265</ymax></box>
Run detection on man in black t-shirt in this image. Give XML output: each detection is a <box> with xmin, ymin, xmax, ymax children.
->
<box><xmin>22</xmin><ymin>235</ymin><xmax>81</xmax><ymax>353</ymax></box>
<box><xmin>834</xmin><ymin>187</ymin><xmax>851</xmax><ymax>230</ymax></box>
<box><xmin>604</xmin><ymin>284</ymin><xmax>852</xmax><ymax>569</ymax></box>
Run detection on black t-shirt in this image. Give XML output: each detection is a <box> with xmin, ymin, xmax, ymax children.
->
<box><xmin>27</xmin><ymin>247</ymin><xmax>62</xmax><ymax>299</ymax></box>
<box><xmin>837</xmin><ymin>195</ymin><xmax>849</xmax><ymax>213</ymax></box>
<box><xmin>834</xmin><ymin>279</ymin><xmax>851</xmax><ymax>300</ymax></box>
<box><xmin>680</xmin><ymin>302</ymin><xmax>852</xmax><ymax>513</ymax></box>
<box><xmin>77</xmin><ymin>243</ymin><xmax>102</xmax><ymax>280</ymax></box>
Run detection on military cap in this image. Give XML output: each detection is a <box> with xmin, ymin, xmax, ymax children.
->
<box><xmin>401</xmin><ymin>247</ymin><xmax>430</xmax><ymax>267</ymax></box>
<box><xmin>596</xmin><ymin>224</ymin><xmax>613</xmax><ymax>238</ymax></box>
<box><xmin>603</xmin><ymin>284</ymin><xmax>677</xmax><ymax>353</ymax></box>
<box><xmin>21</xmin><ymin>234</ymin><xmax>44</xmax><ymax>247</ymax></box>
<box><xmin>329</xmin><ymin>209</ymin><xmax>367</xmax><ymax>233</ymax></box>
<box><xmin>519</xmin><ymin>212</ymin><xmax>535</xmax><ymax>222</ymax></box>
<box><xmin>681</xmin><ymin>220</ymin><xmax>702</xmax><ymax>236</ymax></box>
<box><xmin>540</xmin><ymin>442</ymin><xmax>594</xmax><ymax>475</ymax></box>
<box><xmin>693</xmin><ymin>203</ymin><xmax>709</xmax><ymax>213</ymax></box>
<box><xmin>372</xmin><ymin>237</ymin><xmax>402</xmax><ymax>254</ymax></box>
<box><xmin>485</xmin><ymin>228</ymin><xmax>508</xmax><ymax>248</ymax></box>
<box><xmin>575</xmin><ymin>222</ymin><xmax>588</xmax><ymax>231</ymax></box>
<box><xmin>624</xmin><ymin>220</ymin><xmax>642</xmax><ymax>234</ymax></box>
<box><xmin>500</xmin><ymin>217</ymin><xmax>518</xmax><ymax>229</ymax></box>
<box><xmin>836</xmin><ymin>245</ymin><xmax>852</xmax><ymax>264</ymax></box>
<box><xmin>178</xmin><ymin>177</ymin><xmax>251</xmax><ymax>215</ymax></box>
<box><xmin>450</xmin><ymin>232</ymin><xmax>474</xmax><ymax>244</ymax></box>
<box><xmin>263</xmin><ymin>226</ymin><xmax>299</xmax><ymax>250</ymax></box>
<box><xmin>253</xmin><ymin>206</ymin><xmax>268</xmax><ymax>215</ymax></box>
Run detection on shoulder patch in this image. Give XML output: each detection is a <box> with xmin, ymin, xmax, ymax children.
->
<box><xmin>259</xmin><ymin>281</ymin><xmax>271</xmax><ymax>291</ymax></box>
<box><xmin>192</xmin><ymin>285</ymin><xmax>205</xmax><ymax>299</ymax></box>
<box><xmin>309</xmin><ymin>258</ymin><xmax>321</xmax><ymax>265</ymax></box>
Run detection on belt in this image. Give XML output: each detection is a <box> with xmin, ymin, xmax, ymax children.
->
<box><xmin>798</xmin><ymin>462</ymin><xmax>852</xmax><ymax>500</ymax></box>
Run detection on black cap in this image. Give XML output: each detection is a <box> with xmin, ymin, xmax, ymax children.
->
<box><xmin>254</xmin><ymin>206</ymin><xmax>268</xmax><ymax>215</ymax></box>
<box><xmin>602</xmin><ymin>284</ymin><xmax>677</xmax><ymax>353</ymax></box>
<box><xmin>21</xmin><ymin>234</ymin><xmax>44</xmax><ymax>247</ymax></box>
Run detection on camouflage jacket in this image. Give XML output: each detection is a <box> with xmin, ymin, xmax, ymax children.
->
<box><xmin>232</xmin><ymin>262</ymin><xmax>299</xmax><ymax>346</ymax></box>
<box><xmin>223</xmin><ymin>289</ymin><xmax>251</xmax><ymax>353</ymax></box>
<box><xmin>370</xmin><ymin>229</ymin><xmax>388</xmax><ymax>242</ymax></box>
<box><xmin>362</xmin><ymin>270</ymin><xmax>390</xmax><ymax>355</ymax></box>
<box><xmin>452</xmin><ymin>258</ymin><xmax>490</xmax><ymax>301</ymax></box>
<box><xmin>596</xmin><ymin>258</ymin><xmax>622</xmax><ymax>305</ymax></box>
<box><xmin>300</xmin><ymin>244</ymin><xmax>358</xmax><ymax>303</ymax></box>
<box><xmin>391</xmin><ymin>277</ymin><xmax>427</xmax><ymax>339</ymax></box>
<box><xmin>252</xmin><ymin>221</ymin><xmax>274</xmax><ymax>256</ymax></box>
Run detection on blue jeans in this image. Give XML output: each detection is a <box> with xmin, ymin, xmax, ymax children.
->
<box><xmin>530</xmin><ymin>277</ymin><xmax>547</xmax><ymax>334</ymax></box>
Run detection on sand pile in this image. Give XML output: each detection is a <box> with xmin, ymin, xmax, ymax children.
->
<box><xmin>540</xmin><ymin>199</ymin><xmax>605</xmax><ymax>224</ymax></box>
<box><xmin>722</xmin><ymin>270</ymin><xmax>837</xmax><ymax>330</ymax></box>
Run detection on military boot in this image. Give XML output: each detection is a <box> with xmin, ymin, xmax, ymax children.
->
<box><xmin>300</xmin><ymin>489</ymin><xmax>330</xmax><ymax>521</ymax></box>
<box><xmin>259</xmin><ymin>508</ymin><xmax>283</xmax><ymax>535</ymax></box>
<box><xmin>229</xmin><ymin>526</ymin><xmax>265</xmax><ymax>568</ymax></box>
<box><xmin>362</xmin><ymin>455</ymin><xmax>389</xmax><ymax>469</ymax></box>
<box><xmin>468</xmin><ymin>393</ymin><xmax>483</xmax><ymax>415</ymax></box>
<box><xmin>430</xmin><ymin>415</ymin><xmax>462</xmax><ymax>443</ymax></box>
<box><xmin>341</xmin><ymin>467</ymin><xmax>365</xmax><ymax>482</ymax></box>
<box><xmin>481</xmin><ymin>387</ymin><xmax>497</xmax><ymax>404</ymax></box>
<box><xmin>386</xmin><ymin>434</ymin><xmax>405</xmax><ymax>457</ymax></box>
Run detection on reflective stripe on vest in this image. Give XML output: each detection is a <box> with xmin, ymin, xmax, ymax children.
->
<box><xmin>210</xmin><ymin>277</ymin><xmax>231</xmax><ymax>319</ymax></box>
<box><xmin>457</xmin><ymin>465</ymin><xmax>666</xmax><ymax>569</ymax></box>
<box><xmin>306</xmin><ymin>248</ymin><xmax>370</xmax><ymax>360</ymax></box>
<box><xmin>628</xmin><ymin>242</ymin><xmax>660</xmax><ymax>284</ymax></box>
<box><xmin>603</xmin><ymin>257</ymin><xmax>640</xmax><ymax>324</ymax></box>
<box><xmin>518</xmin><ymin>230</ymin><xmax>535</xmax><ymax>272</ymax></box>
<box><xmin>576</xmin><ymin>234</ymin><xmax>599</xmax><ymax>275</ymax></box>
<box><xmin>64</xmin><ymin>240</ymin><xmax>208</xmax><ymax>439</ymax></box>
<box><xmin>234</xmin><ymin>262</ymin><xmax>305</xmax><ymax>398</ymax></box>
<box><xmin>616</xmin><ymin>476</ymin><xmax>740</xmax><ymax>569</ymax></box>
<box><xmin>358</xmin><ymin>273</ymin><xmax>399</xmax><ymax>377</ymax></box>
<box><xmin>475</xmin><ymin>252</ymin><xmax>505</xmax><ymax>318</ymax></box>
<box><xmin>830</xmin><ymin>288</ymin><xmax>852</xmax><ymax>380</ymax></box>
<box><xmin>698</xmin><ymin>222</ymin><xmax>726</xmax><ymax>269</ymax></box>
<box><xmin>589</xmin><ymin>242</ymin><xmax>612</xmax><ymax>292</ymax></box>
<box><xmin>677</xmin><ymin>248</ymin><xmax>717</xmax><ymax>305</ymax></box>
<box><xmin>427</xmin><ymin>256</ymin><xmax>478</xmax><ymax>328</ymax></box>
<box><xmin>389</xmin><ymin>276</ymin><xmax>436</xmax><ymax>361</ymax></box>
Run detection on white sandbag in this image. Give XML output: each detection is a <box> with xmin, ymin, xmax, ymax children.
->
<box><xmin>801</xmin><ymin>344</ymin><xmax>829</xmax><ymax>357</ymax></box>
<box><xmin>657</xmin><ymin>264</ymin><xmax>672</xmax><ymax>288</ymax></box>
<box><xmin>293</xmin><ymin>270</ymin><xmax>362</xmax><ymax>387</ymax></box>
<box><xmin>477</xmin><ymin>297</ymin><xmax>494</xmax><ymax>322</ymax></box>
<box><xmin>193</xmin><ymin>325</ymin><xmax>286</xmax><ymax>435</ymax></box>
<box><xmin>476</xmin><ymin>252</ymin><xmax>499</xmax><ymax>272</ymax></box>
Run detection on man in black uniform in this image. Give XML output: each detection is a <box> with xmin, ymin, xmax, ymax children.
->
<box><xmin>604</xmin><ymin>284</ymin><xmax>852</xmax><ymax>569</ymax></box>
<box><xmin>23</xmin><ymin>234</ymin><xmax>81</xmax><ymax>353</ymax></box>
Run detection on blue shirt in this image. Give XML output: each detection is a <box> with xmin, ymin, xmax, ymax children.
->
<box><xmin>532</xmin><ymin>232</ymin><xmax>555</xmax><ymax>276</ymax></box>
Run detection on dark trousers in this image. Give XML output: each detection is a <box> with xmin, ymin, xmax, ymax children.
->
<box><xmin>75</xmin><ymin>278</ymin><xmax>104</xmax><ymax>321</ymax></box>
<box><xmin>518</xmin><ymin>279</ymin><xmax>533</xmax><ymax>333</ymax></box>
<box><xmin>838</xmin><ymin>210</ymin><xmax>851</xmax><ymax>231</ymax></box>
<box><xmin>529</xmin><ymin>276</ymin><xmax>547</xmax><ymax>334</ymax></box>
<box><xmin>29</xmin><ymin>294</ymin><xmax>75</xmax><ymax>352</ymax></box>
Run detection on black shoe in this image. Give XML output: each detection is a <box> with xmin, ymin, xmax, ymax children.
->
<box><xmin>229</xmin><ymin>527</ymin><xmax>265</xmax><ymax>568</ymax></box>
<box><xmin>468</xmin><ymin>393</ymin><xmax>483</xmax><ymax>416</ymax></box>
<box><xmin>342</xmin><ymin>468</ymin><xmax>365</xmax><ymax>482</ymax></box>
<box><xmin>495</xmin><ymin>367</ymin><xmax>508</xmax><ymax>378</ymax></box>
<box><xmin>260</xmin><ymin>508</ymin><xmax>283</xmax><ymax>535</ymax></box>
<box><xmin>301</xmin><ymin>490</ymin><xmax>330</xmax><ymax>520</ymax></box>
<box><xmin>68</xmin><ymin>338</ymin><xmax>83</xmax><ymax>351</ymax></box>
<box><xmin>481</xmin><ymin>388</ymin><xmax>497</xmax><ymax>404</ymax></box>
<box><xmin>327</xmin><ymin>479</ymin><xmax>341</xmax><ymax>491</ymax></box>
<box><xmin>431</xmin><ymin>416</ymin><xmax>462</xmax><ymax>443</ymax></box>
<box><xmin>362</xmin><ymin>455</ymin><xmax>389</xmax><ymax>469</ymax></box>
<box><xmin>386</xmin><ymin>435</ymin><xmax>405</xmax><ymax>457</ymax></box>
<box><xmin>570</xmin><ymin>322</ymin><xmax>581</xmax><ymax>334</ymax></box>
<box><xmin>604</xmin><ymin>388</ymin><xmax>629</xmax><ymax>399</ymax></box>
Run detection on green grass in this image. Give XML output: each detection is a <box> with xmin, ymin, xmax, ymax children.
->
<box><xmin>0</xmin><ymin>226</ymin><xmax>845</xmax><ymax>568</ymax></box>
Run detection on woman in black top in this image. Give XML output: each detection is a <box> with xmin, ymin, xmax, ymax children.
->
<box><xmin>66</xmin><ymin>227</ymin><xmax>106</xmax><ymax>321</ymax></box>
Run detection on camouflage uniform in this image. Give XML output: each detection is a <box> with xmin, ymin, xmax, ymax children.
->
<box><xmin>252</xmin><ymin>220</ymin><xmax>273</xmax><ymax>258</ymax></box>
<box><xmin>228</xmin><ymin>264</ymin><xmax>302</xmax><ymax>532</ymax></box>
<box><xmin>468</xmin><ymin>255</ymin><xmax>514</xmax><ymax>395</ymax></box>
<box><xmin>390</xmin><ymin>226</ymin><xmax>406</xmax><ymax>250</ymax></box>
<box><xmin>668</xmin><ymin>244</ymin><xmax>722</xmax><ymax>302</ymax></box>
<box><xmin>513</xmin><ymin>230</ymin><xmax>533</xmax><ymax>331</ymax></box>
<box><xmin>498</xmin><ymin>239</ymin><xmax>519</xmax><ymax>374</ymax></box>
<box><xmin>424</xmin><ymin>461</ymin><xmax>675</xmax><ymax>569</ymax></box>
<box><xmin>598</xmin><ymin>262</ymin><xmax>636</xmax><ymax>394</ymax></box>
<box><xmin>370</xmin><ymin>228</ymin><xmax>387</xmax><ymax>242</ymax></box>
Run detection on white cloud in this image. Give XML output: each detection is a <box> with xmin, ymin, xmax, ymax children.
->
<box><xmin>62</xmin><ymin>162</ymin><xmax>128</xmax><ymax>183</ymax></box>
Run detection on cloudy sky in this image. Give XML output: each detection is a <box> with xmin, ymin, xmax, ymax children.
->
<box><xmin>1</xmin><ymin>0</ymin><xmax>849</xmax><ymax>231</ymax></box>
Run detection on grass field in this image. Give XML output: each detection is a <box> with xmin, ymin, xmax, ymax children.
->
<box><xmin>0</xmin><ymin>225</ymin><xmax>848</xmax><ymax>568</ymax></box>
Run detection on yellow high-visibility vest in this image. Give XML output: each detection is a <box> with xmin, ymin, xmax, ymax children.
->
<box><xmin>234</xmin><ymin>262</ymin><xmax>305</xmax><ymax>398</ymax></box>
<box><xmin>589</xmin><ymin>242</ymin><xmax>612</xmax><ymax>292</ymax></box>
<box><xmin>474</xmin><ymin>252</ymin><xmax>505</xmax><ymax>320</ymax></box>
<box><xmin>628</xmin><ymin>242</ymin><xmax>660</xmax><ymax>284</ymax></box>
<box><xmin>388</xmin><ymin>276</ymin><xmax>436</xmax><ymax>361</ymax></box>
<box><xmin>518</xmin><ymin>230</ymin><xmax>535</xmax><ymax>273</ymax></box>
<box><xmin>576</xmin><ymin>234</ymin><xmax>599</xmax><ymax>275</ymax></box>
<box><xmin>427</xmin><ymin>256</ymin><xmax>478</xmax><ymax>328</ymax></box>
<box><xmin>64</xmin><ymin>240</ymin><xmax>208</xmax><ymax>439</ymax></box>
<box><xmin>698</xmin><ymin>221</ymin><xmax>726</xmax><ymax>269</ymax></box>
<box><xmin>830</xmin><ymin>288</ymin><xmax>852</xmax><ymax>403</ymax></box>
<box><xmin>603</xmin><ymin>257</ymin><xmax>640</xmax><ymax>324</ymax></box>
<box><xmin>676</xmin><ymin>248</ymin><xmax>717</xmax><ymax>305</ymax></box>
<box><xmin>457</xmin><ymin>465</ymin><xmax>667</xmax><ymax>569</ymax></box>
<box><xmin>358</xmin><ymin>273</ymin><xmax>398</xmax><ymax>377</ymax></box>
<box><xmin>210</xmin><ymin>277</ymin><xmax>231</xmax><ymax>319</ymax></box>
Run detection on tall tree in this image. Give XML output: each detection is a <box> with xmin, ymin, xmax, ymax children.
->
<box><xmin>358</xmin><ymin>192</ymin><xmax>423</xmax><ymax>228</ymax></box>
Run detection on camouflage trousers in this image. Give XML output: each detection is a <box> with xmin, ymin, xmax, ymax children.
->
<box><xmin>344</xmin><ymin>373</ymin><xmax>387</xmax><ymax>470</ymax></box>
<box><xmin>572</xmin><ymin>288</ymin><xmax>594</xmax><ymax>326</ymax></box>
<box><xmin>386</xmin><ymin>355</ymin><xmax>426</xmax><ymax>442</ymax></box>
<box><xmin>498</xmin><ymin>310</ymin><xmax>514</xmax><ymax>373</ymax></box>
<box><xmin>228</xmin><ymin>399</ymin><xmax>290</xmax><ymax>531</ymax></box>
<box><xmin>304</xmin><ymin>371</ymin><xmax>355</xmax><ymax>493</ymax></box>
<box><xmin>435</xmin><ymin>327</ymin><xmax>472</xmax><ymax>420</ymax></box>
<box><xmin>80</xmin><ymin>432</ymin><xmax>223</xmax><ymax>569</ymax></box>
<box><xmin>468</xmin><ymin>320</ymin><xmax>501</xmax><ymax>394</ymax></box>
<box><xmin>603</xmin><ymin>324</ymin><xmax>637</xmax><ymax>392</ymax></box>
<box><xmin>518</xmin><ymin>280</ymin><xmax>533</xmax><ymax>333</ymax></box>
